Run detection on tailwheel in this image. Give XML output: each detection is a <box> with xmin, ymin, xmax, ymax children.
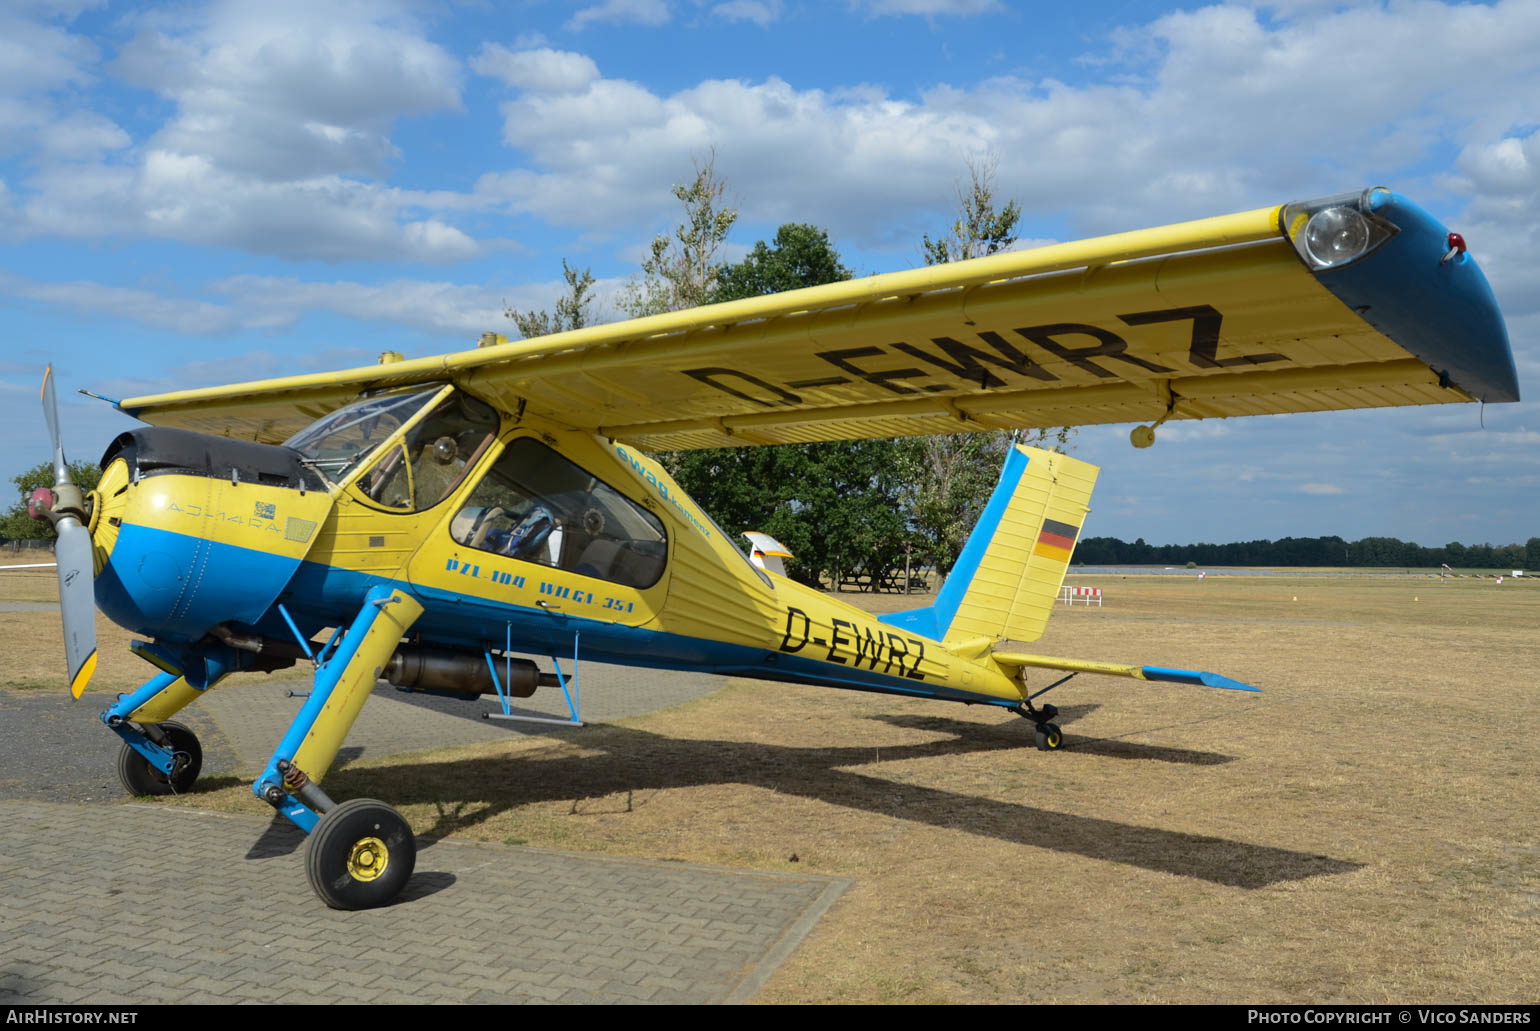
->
<box><xmin>117</xmin><ymin>721</ymin><xmax>202</xmax><ymax>795</ymax></box>
<box><xmin>1034</xmin><ymin>722</ymin><xmax>1064</xmax><ymax>752</ymax></box>
<box><xmin>305</xmin><ymin>798</ymin><xmax>416</xmax><ymax>910</ymax></box>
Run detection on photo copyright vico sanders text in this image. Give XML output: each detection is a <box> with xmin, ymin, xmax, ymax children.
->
<box><xmin>1249</xmin><ymin>1013</ymin><xmax>1530</xmax><ymax>1025</ymax></box>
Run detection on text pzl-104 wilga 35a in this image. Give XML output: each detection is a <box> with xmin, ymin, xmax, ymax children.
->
<box><xmin>27</xmin><ymin>188</ymin><xmax>1518</xmax><ymax>909</ymax></box>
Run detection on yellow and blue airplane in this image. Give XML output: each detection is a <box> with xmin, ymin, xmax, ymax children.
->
<box><xmin>28</xmin><ymin>187</ymin><xmax>1518</xmax><ymax>909</ymax></box>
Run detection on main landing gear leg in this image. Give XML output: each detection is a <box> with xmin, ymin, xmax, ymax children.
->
<box><xmin>1011</xmin><ymin>672</ymin><xmax>1076</xmax><ymax>752</ymax></box>
<box><xmin>252</xmin><ymin>585</ymin><xmax>424</xmax><ymax>910</ymax></box>
<box><xmin>101</xmin><ymin>670</ymin><xmax>221</xmax><ymax>796</ymax></box>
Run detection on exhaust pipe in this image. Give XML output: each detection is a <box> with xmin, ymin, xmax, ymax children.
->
<box><xmin>206</xmin><ymin>622</ymin><xmax>560</xmax><ymax>696</ymax></box>
<box><xmin>383</xmin><ymin>647</ymin><xmax>561</xmax><ymax>697</ymax></box>
<box><xmin>207</xmin><ymin>624</ymin><xmax>559</xmax><ymax>697</ymax></box>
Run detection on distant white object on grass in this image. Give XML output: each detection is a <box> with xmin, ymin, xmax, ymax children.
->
<box><xmin>1059</xmin><ymin>585</ymin><xmax>1102</xmax><ymax>607</ymax></box>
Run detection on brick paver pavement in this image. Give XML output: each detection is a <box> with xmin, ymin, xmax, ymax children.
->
<box><xmin>0</xmin><ymin>800</ymin><xmax>849</xmax><ymax>1005</ymax></box>
<box><xmin>0</xmin><ymin>664</ymin><xmax>850</xmax><ymax>1004</ymax></box>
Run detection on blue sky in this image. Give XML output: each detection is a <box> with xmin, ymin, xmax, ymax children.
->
<box><xmin>2</xmin><ymin>0</ymin><xmax>1536</xmax><ymax>548</ymax></box>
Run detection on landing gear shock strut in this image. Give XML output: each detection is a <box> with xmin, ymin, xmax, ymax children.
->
<box><xmin>252</xmin><ymin>585</ymin><xmax>425</xmax><ymax>910</ymax></box>
<box><xmin>1011</xmin><ymin>672</ymin><xmax>1076</xmax><ymax>751</ymax></box>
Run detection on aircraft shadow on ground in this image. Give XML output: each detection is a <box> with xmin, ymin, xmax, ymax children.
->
<box><xmin>319</xmin><ymin>710</ymin><xmax>1360</xmax><ymax>890</ymax></box>
<box><xmin>246</xmin><ymin>815</ymin><xmax>305</xmax><ymax>859</ymax></box>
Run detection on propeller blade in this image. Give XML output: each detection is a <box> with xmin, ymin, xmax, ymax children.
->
<box><xmin>41</xmin><ymin>366</ymin><xmax>97</xmax><ymax>698</ymax></box>
<box><xmin>42</xmin><ymin>365</ymin><xmax>68</xmax><ymax>487</ymax></box>
<box><xmin>55</xmin><ymin>517</ymin><xmax>98</xmax><ymax>698</ymax></box>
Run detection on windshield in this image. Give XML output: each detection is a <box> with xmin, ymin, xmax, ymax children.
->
<box><xmin>283</xmin><ymin>388</ymin><xmax>441</xmax><ymax>483</ymax></box>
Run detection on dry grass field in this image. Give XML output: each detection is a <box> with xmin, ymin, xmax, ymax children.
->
<box><xmin>4</xmin><ymin>560</ymin><xmax>1537</xmax><ymax>1003</ymax></box>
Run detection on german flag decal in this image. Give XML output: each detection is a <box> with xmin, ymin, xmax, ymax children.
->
<box><xmin>1033</xmin><ymin>518</ymin><xmax>1080</xmax><ymax>563</ymax></box>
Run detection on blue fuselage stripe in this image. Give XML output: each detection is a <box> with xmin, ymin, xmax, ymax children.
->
<box><xmin>96</xmin><ymin>523</ymin><xmax>1017</xmax><ymax>708</ymax></box>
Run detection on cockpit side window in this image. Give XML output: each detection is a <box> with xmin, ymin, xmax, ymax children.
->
<box><xmin>450</xmin><ymin>438</ymin><xmax>668</xmax><ymax>590</ymax></box>
<box><xmin>356</xmin><ymin>391</ymin><xmax>500</xmax><ymax>512</ymax></box>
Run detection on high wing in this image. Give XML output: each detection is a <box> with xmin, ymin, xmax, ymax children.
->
<box><xmin>115</xmin><ymin>188</ymin><xmax>1518</xmax><ymax>449</ymax></box>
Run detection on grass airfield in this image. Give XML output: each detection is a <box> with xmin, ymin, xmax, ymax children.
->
<box><xmin>3</xmin><ymin>561</ymin><xmax>1536</xmax><ymax>1003</ymax></box>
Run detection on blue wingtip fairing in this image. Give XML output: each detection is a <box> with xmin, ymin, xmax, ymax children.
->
<box><xmin>1141</xmin><ymin>666</ymin><xmax>1262</xmax><ymax>692</ymax></box>
<box><xmin>1316</xmin><ymin>189</ymin><xmax>1519</xmax><ymax>405</ymax></box>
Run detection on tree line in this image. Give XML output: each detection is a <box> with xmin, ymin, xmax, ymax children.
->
<box><xmin>1074</xmin><ymin>534</ymin><xmax>1540</xmax><ymax>571</ymax></box>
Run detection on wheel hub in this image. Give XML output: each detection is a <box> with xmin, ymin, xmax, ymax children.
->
<box><xmin>347</xmin><ymin>836</ymin><xmax>389</xmax><ymax>881</ymax></box>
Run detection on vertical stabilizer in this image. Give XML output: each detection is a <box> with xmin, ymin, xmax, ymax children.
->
<box><xmin>880</xmin><ymin>443</ymin><xmax>1099</xmax><ymax>647</ymax></box>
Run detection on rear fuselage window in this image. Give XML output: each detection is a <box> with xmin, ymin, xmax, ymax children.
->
<box><xmin>450</xmin><ymin>438</ymin><xmax>668</xmax><ymax>590</ymax></box>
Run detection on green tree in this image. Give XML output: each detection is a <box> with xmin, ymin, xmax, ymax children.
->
<box><xmin>505</xmin><ymin>259</ymin><xmax>597</xmax><ymax>339</ymax></box>
<box><xmin>709</xmin><ymin>223</ymin><xmax>850</xmax><ymax>302</ymax></box>
<box><xmin>621</xmin><ymin>150</ymin><xmax>737</xmax><ymax>317</ymax></box>
<box><xmin>0</xmin><ymin>460</ymin><xmax>101</xmax><ymax>540</ymax></box>
<box><xmin>921</xmin><ymin>155</ymin><xmax>1023</xmax><ymax>265</ymax></box>
<box><xmin>897</xmin><ymin>433</ymin><xmax>1012</xmax><ymax>576</ymax></box>
<box><xmin>664</xmin><ymin>221</ymin><xmax>912</xmax><ymax>586</ymax></box>
<box><xmin>672</xmin><ymin>440</ymin><xmax>909</xmax><ymax>587</ymax></box>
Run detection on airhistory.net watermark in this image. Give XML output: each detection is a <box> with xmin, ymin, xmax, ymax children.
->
<box><xmin>5</xmin><ymin>1012</ymin><xmax>137</xmax><ymax>1024</ymax></box>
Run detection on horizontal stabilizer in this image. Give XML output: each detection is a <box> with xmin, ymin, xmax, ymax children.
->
<box><xmin>992</xmin><ymin>651</ymin><xmax>1260</xmax><ymax>692</ymax></box>
<box><xmin>1140</xmin><ymin>666</ymin><xmax>1261</xmax><ymax>692</ymax></box>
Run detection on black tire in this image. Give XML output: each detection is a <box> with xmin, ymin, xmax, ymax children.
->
<box><xmin>305</xmin><ymin>798</ymin><xmax>416</xmax><ymax>910</ymax></box>
<box><xmin>1034</xmin><ymin>722</ymin><xmax>1064</xmax><ymax>752</ymax></box>
<box><xmin>117</xmin><ymin>721</ymin><xmax>202</xmax><ymax>795</ymax></box>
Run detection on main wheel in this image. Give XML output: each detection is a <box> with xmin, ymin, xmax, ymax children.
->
<box><xmin>117</xmin><ymin>721</ymin><xmax>202</xmax><ymax>796</ymax></box>
<box><xmin>305</xmin><ymin>798</ymin><xmax>416</xmax><ymax>910</ymax></box>
<box><xmin>1034</xmin><ymin>722</ymin><xmax>1064</xmax><ymax>751</ymax></box>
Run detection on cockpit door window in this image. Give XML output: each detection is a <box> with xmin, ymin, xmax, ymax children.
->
<box><xmin>450</xmin><ymin>437</ymin><xmax>668</xmax><ymax>590</ymax></box>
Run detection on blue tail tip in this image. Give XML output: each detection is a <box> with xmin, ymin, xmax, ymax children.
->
<box><xmin>1142</xmin><ymin>666</ymin><xmax>1262</xmax><ymax>692</ymax></box>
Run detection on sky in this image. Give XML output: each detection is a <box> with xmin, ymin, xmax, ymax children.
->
<box><xmin>1</xmin><ymin>0</ymin><xmax>1536</xmax><ymax>548</ymax></box>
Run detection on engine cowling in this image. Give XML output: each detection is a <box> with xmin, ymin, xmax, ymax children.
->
<box><xmin>90</xmin><ymin>428</ymin><xmax>333</xmax><ymax>643</ymax></box>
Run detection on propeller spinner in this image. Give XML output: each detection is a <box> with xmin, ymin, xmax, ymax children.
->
<box><xmin>32</xmin><ymin>366</ymin><xmax>98</xmax><ymax>698</ymax></box>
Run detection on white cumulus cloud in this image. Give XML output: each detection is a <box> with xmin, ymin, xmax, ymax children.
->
<box><xmin>712</xmin><ymin>1</ymin><xmax>783</xmax><ymax>27</ymax></box>
<box><xmin>853</xmin><ymin>0</ymin><xmax>1002</xmax><ymax>14</ymax></box>
<box><xmin>567</xmin><ymin>0</ymin><xmax>672</xmax><ymax>32</ymax></box>
<box><xmin>472</xmin><ymin>45</ymin><xmax>601</xmax><ymax>94</ymax></box>
<box><xmin>5</xmin><ymin>0</ymin><xmax>479</xmax><ymax>263</ymax></box>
